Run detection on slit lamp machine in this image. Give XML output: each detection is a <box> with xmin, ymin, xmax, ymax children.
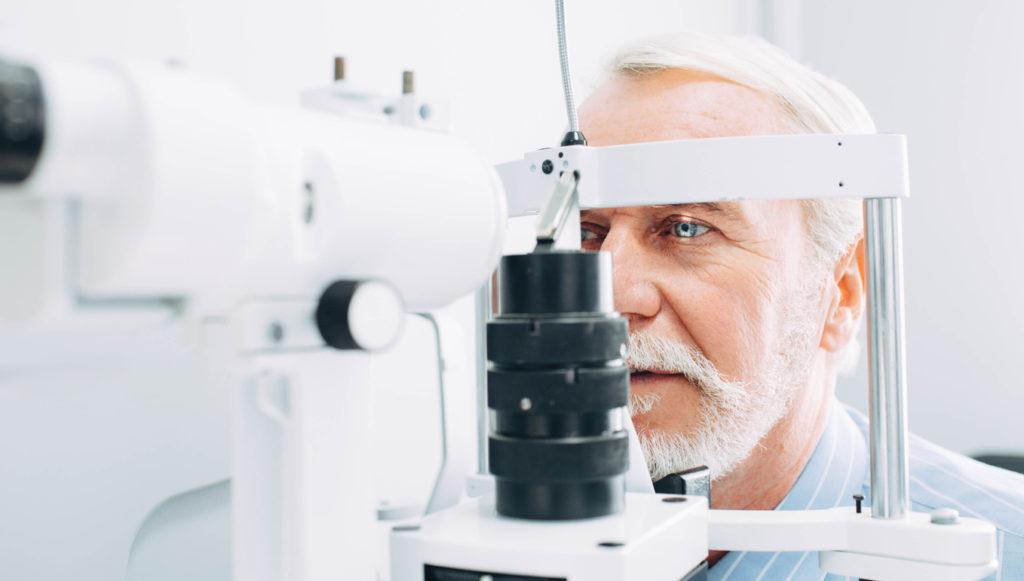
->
<box><xmin>0</xmin><ymin>2</ymin><xmax>998</xmax><ymax>580</ymax></box>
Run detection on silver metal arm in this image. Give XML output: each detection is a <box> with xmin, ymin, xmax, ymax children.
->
<box><xmin>534</xmin><ymin>169</ymin><xmax>580</xmax><ymax>250</ymax></box>
<box><xmin>864</xmin><ymin>197</ymin><xmax>911</xmax><ymax>519</ymax></box>
<box><xmin>474</xmin><ymin>281</ymin><xmax>492</xmax><ymax>475</ymax></box>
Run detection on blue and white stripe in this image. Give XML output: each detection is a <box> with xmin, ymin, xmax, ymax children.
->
<box><xmin>709</xmin><ymin>399</ymin><xmax>1024</xmax><ymax>580</ymax></box>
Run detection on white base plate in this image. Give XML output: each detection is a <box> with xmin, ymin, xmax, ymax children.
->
<box><xmin>390</xmin><ymin>492</ymin><xmax>708</xmax><ymax>580</ymax></box>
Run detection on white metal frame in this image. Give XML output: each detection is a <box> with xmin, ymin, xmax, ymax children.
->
<box><xmin>496</xmin><ymin>133</ymin><xmax>909</xmax><ymax>217</ymax></box>
<box><xmin>710</xmin><ymin>508</ymin><xmax>997</xmax><ymax>579</ymax></box>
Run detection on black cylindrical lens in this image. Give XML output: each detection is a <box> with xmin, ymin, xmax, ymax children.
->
<box><xmin>0</xmin><ymin>59</ymin><xmax>45</xmax><ymax>184</ymax></box>
<box><xmin>487</xmin><ymin>250</ymin><xmax>629</xmax><ymax>520</ymax></box>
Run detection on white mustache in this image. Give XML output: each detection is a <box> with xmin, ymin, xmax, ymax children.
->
<box><xmin>624</xmin><ymin>329</ymin><xmax>769</xmax><ymax>481</ymax></box>
<box><xmin>621</xmin><ymin>282</ymin><xmax>821</xmax><ymax>481</ymax></box>
<box><xmin>625</xmin><ymin>331</ymin><xmax>735</xmax><ymax>393</ymax></box>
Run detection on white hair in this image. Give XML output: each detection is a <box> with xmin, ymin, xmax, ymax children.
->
<box><xmin>610</xmin><ymin>31</ymin><xmax>871</xmax><ymax>371</ymax></box>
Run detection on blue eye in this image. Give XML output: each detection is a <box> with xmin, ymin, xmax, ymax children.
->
<box><xmin>581</xmin><ymin>225</ymin><xmax>605</xmax><ymax>244</ymax></box>
<box><xmin>671</xmin><ymin>221</ymin><xmax>710</xmax><ymax>238</ymax></box>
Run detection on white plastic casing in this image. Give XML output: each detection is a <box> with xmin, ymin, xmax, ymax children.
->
<box><xmin>391</xmin><ymin>493</ymin><xmax>709</xmax><ymax>581</ymax></box>
<box><xmin>496</xmin><ymin>134</ymin><xmax>909</xmax><ymax>217</ymax></box>
<box><xmin>12</xmin><ymin>60</ymin><xmax>507</xmax><ymax>314</ymax></box>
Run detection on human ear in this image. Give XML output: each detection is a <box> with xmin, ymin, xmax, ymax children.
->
<box><xmin>820</xmin><ymin>237</ymin><xmax>865</xmax><ymax>353</ymax></box>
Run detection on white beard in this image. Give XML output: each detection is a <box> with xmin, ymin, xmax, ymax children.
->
<box><xmin>625</xmin><ymin>282</ymin><xmax>821</xmax><ymax>482</ymax></box>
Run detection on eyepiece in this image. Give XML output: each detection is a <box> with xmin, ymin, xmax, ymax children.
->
<box><xmin>0</xmin><ymin>59</ymin><xmax>45</xmax><ymax>184</ymax></box>
<box><xmin>487</xmin><ymin>250</ymin><xmax>629</xmax><ymax>520</ymax></box>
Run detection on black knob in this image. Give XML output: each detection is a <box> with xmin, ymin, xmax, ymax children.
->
<box><xmin>0</xmin><ymin>59</ymin><xmax>45</xmax><ymax>184</ymax></box>
<box><xmin>560</xmin><ymin>130</ymin><xmax>587</xmax><ymax>147</ymax></box>
<box><xmin>315</xmin><ymin>280</ymin><xmax>405</xmax><ymax>351</ymax></box>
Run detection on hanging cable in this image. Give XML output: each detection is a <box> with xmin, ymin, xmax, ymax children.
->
<box><xmin>555</xmin><ymin>0</ymin><xmax>577</xmax><ymax>131</ymax></box>
<box><xmin>555</xmin><ymin>0</ymin><xmax>586</xmax><ymax>146</ymax></box>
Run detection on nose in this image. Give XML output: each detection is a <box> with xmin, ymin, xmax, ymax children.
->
<box><xmin>601</xmin><ymin>225</ymin><xmax>661</xmax><ymax>324</ymax></box>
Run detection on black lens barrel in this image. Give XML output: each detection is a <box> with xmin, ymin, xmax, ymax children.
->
<box><xmin>0</xmin><ymin>59</ymin><xmax>45</xmax><ymax>184</ymax></box>
<box><xmin>487</xmin><ymin>250</ymin><xmax>629</xmax><ymax>520</ymax></box>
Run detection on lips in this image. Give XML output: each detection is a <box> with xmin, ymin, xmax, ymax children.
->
<box><xmin>629</xmin><ymin>370</ymin><xmax>680</xmax><ymax>385</ymax></box>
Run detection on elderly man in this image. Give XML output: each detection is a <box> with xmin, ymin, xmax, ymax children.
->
<box><xmin>576</xmin><ymin>32</ymin><xmax>1024</xmax><ymax>579</ymax></box>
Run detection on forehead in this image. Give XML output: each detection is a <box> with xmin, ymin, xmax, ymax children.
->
<box><xmin>578</xmin><ymin>71</ymin><xmax>800</xmax><ymax>227</ymax></box>
<box><xmin>578</xmin><ymin>69</ymin><xmax>793</xmax><ymax>145</ymax></box>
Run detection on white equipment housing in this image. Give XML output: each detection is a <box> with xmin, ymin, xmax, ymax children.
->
<box><xmin>1</xmin><ymin>57</ymin><xmax>505</xmax><ymax>580</ymax></box>
<box><xmin>392</xmin><ymin>494</ymin><xmax>709</xmax><ymax>581</ymax></box>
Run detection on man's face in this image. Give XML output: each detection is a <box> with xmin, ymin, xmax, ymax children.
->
<box><xmin>578</xmin><ymin>70</ymin><xmax>829</xmax><ymax>480</ymax></box>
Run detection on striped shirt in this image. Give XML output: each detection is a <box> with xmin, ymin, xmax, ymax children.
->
<box><xmin>710</xmin><ymin>399</ymin><xmax>1024</xmax><ymax>580</ymax></box>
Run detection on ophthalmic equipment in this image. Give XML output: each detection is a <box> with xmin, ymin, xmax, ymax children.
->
<box><xmin>0</xmin><ymin>53</ymin><xmax>503</xmax><ymax>580</ymax></box>
<box><xmin>0</xmin><ymin>1</ymin><xmax>1000</xmax><ymax>579</ymax></box>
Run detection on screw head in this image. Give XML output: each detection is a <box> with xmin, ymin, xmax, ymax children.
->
<box><xmin>931</xmin><ymin>508</ymin><xmax>960</xmax><ymax>525</ymax></box>
<box><xmin>302</xmin><ymin>181</ymin><xmax>315</xmax><ymax>224</ymax></box>
<box><xmin>541</xmin><ymin>159</ymin><xmax>554</xmax><ymax>174</ymax></box>
<box><xmin>268</xmin><ymin>322</ymin><xmax>285</xmax><ymax>344</ymax></box>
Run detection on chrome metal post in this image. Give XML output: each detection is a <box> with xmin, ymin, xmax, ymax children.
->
<box><xmin>474</xmin><ymin>280</ymin><xmax>492</xmax><ymax>474</ymax></box>
<box><xmin>864</xmin><ymin>197</ymin><xmax>911</xmax><ymax>519</ymax></box>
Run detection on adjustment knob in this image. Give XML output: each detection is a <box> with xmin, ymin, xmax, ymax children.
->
<box><xmin>315</xmin><ymin>280</ymin><xmax>405</xmax><ymax>351</ymax></box>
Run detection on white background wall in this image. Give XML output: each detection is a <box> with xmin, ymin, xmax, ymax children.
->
<box><xmin>765</xmin><ymin>0</ymin><xmax>1024</xmax><ymax>457</ymax></box>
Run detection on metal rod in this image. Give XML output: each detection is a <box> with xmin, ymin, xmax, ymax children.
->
<box><xmin>333</xmin><ymin>56</ymin><xmax>345</xmax><ymax>81</ymax></box>
<box><xmin>864</xmin><ymin>197</ymin><xmax>911</xmax><ymax>519</ymax></box>
<box><xmin>402</xmin><ymin>70</ymin><xmax>414</xmax><ymax>95</ymax></box>
<box><xmin>474</xmin><ymin>279</ymin><xmax>492</xmax><ymax>474</ymax></box>
<box><xmin>535</xmin><ymin>170</ymin><xmax>579</xmax><ymax>249</ymax></box>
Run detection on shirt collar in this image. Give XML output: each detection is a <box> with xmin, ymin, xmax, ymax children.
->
<box><xmin>778</xmin><ymin>397</ymin><xmax>869</xmax><ymax>510</ymax></box>
<box><xmin>710</xmin><ymin>399</ymin><xmax>870</xmax><ymax>579</ymax></box>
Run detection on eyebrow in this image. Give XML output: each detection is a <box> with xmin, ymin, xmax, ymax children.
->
<box><xmin>650</xmin><ymin>202</ymin><xmax>726</xmax><ymax>213</ymax></box>
<box><xmin>580</xmin><ymin>201</ymin><xmax>739</xmax><ymax>220</ymax></box>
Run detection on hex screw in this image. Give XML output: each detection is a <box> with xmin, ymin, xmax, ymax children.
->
<box><xmin>303</xmin><ymin>181</ymin><xmax>315</xmax><ymax>224</ymax></box>
<box><xmin>333</xmin><ymin>56</ymin><xmax>345</xmax><ymax>81</ymax></box>
<box><xmin>268</xmin><ymin>321</ymin><xmax>285</xmax><ymax>344</ymax></box>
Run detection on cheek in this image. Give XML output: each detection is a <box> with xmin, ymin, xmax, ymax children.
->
<box><xmin>657</xmin><ymin>259</ymin><xmax>783</xmax><ymax>380</ymax></box>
